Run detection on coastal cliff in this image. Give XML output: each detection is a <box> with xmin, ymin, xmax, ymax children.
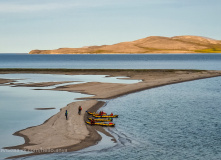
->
<box><xmin>29</xmin><ymin>35</ymin><xmax>221</xmax><ymax>54</ymax></box>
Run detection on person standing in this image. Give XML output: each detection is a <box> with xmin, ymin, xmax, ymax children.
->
<box><xmin>65</xmin><ymin>110</ymin><xmax>68</xmax><ymax>120</ymax></box>
<box><xmin>78</xmin><ymin>106</ymin><xmax>82</xmax><ymax>115</ymax></box>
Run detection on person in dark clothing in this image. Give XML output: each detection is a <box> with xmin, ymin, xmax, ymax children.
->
<box><xmin>78</xmin><ymin>106</ymin><xmax>82</xmax><ymax>115</ymax></box>
<box><xmin>65</xmin><ymin>110</ymin><xmax>68</xmax><ymax>120</ymax></box>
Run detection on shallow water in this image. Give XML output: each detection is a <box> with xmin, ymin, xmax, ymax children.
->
<box><xmin>20</xmin><ymin>77</ymin><xmax>221</xmax><ymax>160</ymax></box>
<box><xmin>0</xmin><ymin>74</ymin><xmax>139</xmax><ymax>159</ymax></box>
<box><xmin>0</xmin><ymin>85</ymin><xmax>85</xmax><ymax>159</ymax></box>
<box><xmin>0</xmin><ymin>74</ymin><xmax>140</xmax><ymax>84</ymax></box>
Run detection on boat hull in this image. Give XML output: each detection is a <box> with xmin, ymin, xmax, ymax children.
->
<box><xmin>88</xmin><ymin>117</ymin><xmax>112</xmax><ymax>122</ymax></box>
<box><xmin>85</xmin><ymin>121</ymin><xmax>115</xmax><ymax>127</ymax></box>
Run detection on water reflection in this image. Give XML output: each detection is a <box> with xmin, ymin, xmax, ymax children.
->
<box><xmin>0</xmin><ymin>73</ymin><xmax>140</xmax><ymax>159</ymax></box>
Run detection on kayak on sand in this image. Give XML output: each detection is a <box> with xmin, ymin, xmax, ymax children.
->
<box><xmin>88</xmin><ymin>117</ymin><xmax>112</xmax><ymax>122</ymax></box>
<box><xmin>92</xmin><ymin>114</ymin><xmax>118</xmax><ymax>118</ymax></box>
<box><xmin>85</xmin><ymin>121</ymin><xmax>115</xmax><ymax>127</ymax></box>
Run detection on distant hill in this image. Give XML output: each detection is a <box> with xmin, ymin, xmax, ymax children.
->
<box><xmin>29</xmin><ymin>35</ymin><xmax>221</xmax><ymax>54</ymax></box>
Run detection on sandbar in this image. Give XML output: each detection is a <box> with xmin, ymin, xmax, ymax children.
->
<box><xmin>1</xmin><ymin>69</ymin><xmax>221</xmax><ymax>159</ymax></box>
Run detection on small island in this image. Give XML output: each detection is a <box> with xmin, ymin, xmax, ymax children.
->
<box><xmin>29</xmin><ymin>36</ymin><xmax>221</xmax><ymax>54</ymax></box>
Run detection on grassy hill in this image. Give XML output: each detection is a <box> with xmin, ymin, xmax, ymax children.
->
<box><xmin>29</xmin><ymin>35</ymin><xmax>221</xmax><ymax>54</ymax></box>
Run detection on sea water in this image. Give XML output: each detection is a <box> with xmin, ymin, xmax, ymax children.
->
<box><xmin>24</xmin><ymin>77</ymin><xmax>221</xmax><ymax>160</ymax></box>
<box><xmin>0</xmin><ymin>54</ymin><xmax>221</xmax><ymax>160</ymax></box>
<box><xmin>0</xmin><ymin>53</ymin><xmax>221</xmax><ymax>70</ymax></box>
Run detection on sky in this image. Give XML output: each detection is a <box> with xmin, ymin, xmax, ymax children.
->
<box><xmin>0</xmin><ymin>0</ymin><xmax>221</xmax><ymax>53</ymax></box>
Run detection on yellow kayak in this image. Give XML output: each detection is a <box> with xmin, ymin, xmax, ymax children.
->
<box><xmin>92</xmin><ymin>115</ymin><xmax>118</xmax><ymax>118</ymax></box>
<box><xmin>88</xmin><ymin>117</ymin><xmax>112</xmax><ymax>122</ymax></box>
<box><xmin>85</xmin><ymin>121</ymin><xmax>115</xmax><ymax>127</ymax></box>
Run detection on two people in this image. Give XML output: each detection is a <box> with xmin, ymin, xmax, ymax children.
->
<box><xmin>99</xmin><ymin>111</ymin><xmax>104</xmax><ymax>116</ymax></box>
<box><xmin>99</xmin><ymin>111</ymin><xmax>113</xmax><ymax>116</ymax></box>
<box><xmin>65</xmin><ymin>105</ymin><xmax>83</xmax><ymax>120</ymax></box>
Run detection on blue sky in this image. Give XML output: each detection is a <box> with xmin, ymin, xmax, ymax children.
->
<box><xmin>0</xmin><ymin>0</ymin><xmax>221</xmax><ymax>53</ymax></box>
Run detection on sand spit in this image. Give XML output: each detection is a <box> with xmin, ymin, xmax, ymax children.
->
<box><xmin>0</xmin><ymin>78</ymin><xmax>16</xmax><ymax>84</ymax></box>
<box><xmin>14</xmin><ymin>81</ymin><xmax>75</xmax><ymax>87</ymax></box>
<box><xmin>1</xmin><ymin>69</ymin><xmax>221</xmax><ymax>159</ymax></box>
<box><xmin>5</xmin><ymin>100</ymin><xmax>105</xmax><ymax>159</ymax></box>
<box><xmin>52</xmin><ymin>70</ymin><xmax>221</xmax><ymax>99</ymax></box>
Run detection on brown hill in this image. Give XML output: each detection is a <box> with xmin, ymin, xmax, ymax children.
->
<box><xmin>29</xmin><ymin>35</ymin><xmax>221</xmax><ymax>54</ymax></box>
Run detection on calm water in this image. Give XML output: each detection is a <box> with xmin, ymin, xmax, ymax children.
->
<box><xmin>0</xmin><ymin>85</ymin><xmax>82</xmax><ymax>159</ymax></box>
<box><xmin>0</xmin><ymin>54</ymin><xmax>221</xmax><ymax>160</ymax></box>
<box><xmin>0</xmin><ymin>74</ymin><xmax>139</xmax><ymax>159</ymax></box>
<box><xmin>17</xmin><ymin>77</ymin><xmax>221</xmax><ymax>160</ymax></box>
<box><xmin>0</xmin><ymin>53</ymin><xmax>221</xmax><ymax>70</ymax></box>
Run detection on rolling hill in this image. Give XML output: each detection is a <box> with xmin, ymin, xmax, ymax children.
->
<box><xmin>29</xmin><ymin>35</ymin><xmax>221</xmax><ymax>54</ymax></box>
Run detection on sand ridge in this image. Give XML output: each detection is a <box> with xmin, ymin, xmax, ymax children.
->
<box><xmin>53</xmin><ymin>70</ymin><xmax>221</xmax><ymax>99</ymax></box>
<box><xmin>1</xmin><ymin>69</ymin><xmax>221</xmax><ymax>159</ymax></box>
<box><xmin>5</xmin><ymin>100</ymin><xmax>104</xmax><ymax>158</ymax></box>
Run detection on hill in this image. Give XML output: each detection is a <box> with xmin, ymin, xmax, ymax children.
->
<box><xmin>29</xmin><ymin>35</ymin><xmax>221</xmax><ymax>54</ymax></box>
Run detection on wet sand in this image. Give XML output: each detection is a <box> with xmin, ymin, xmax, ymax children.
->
<box><xmin>35</xmin><ymin>108</ymin><xmax>56</xmax><ymax>110</ymax></box>
<box><xmin>1</xmin><ymin>69</ymin><xmax>221</xmax><ymax>159</ymax></box>
<box><xmin>0</xmin><ymin>78</ymin><xmax>16</xmax><ymax>84</ymax></box>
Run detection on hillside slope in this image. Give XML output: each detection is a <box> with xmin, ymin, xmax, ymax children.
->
<box><xmin>29</xmin><ymin>35</ymin><xmax>221</xmax><ymax>54</ymax></box>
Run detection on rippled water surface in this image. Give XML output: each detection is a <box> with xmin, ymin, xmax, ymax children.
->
<box><xmin>18</xmin><ymin>77</ymin><xmax>221</xmax><ymax>160</ymax></box>
<box><xmin>0</xmin><ymin>53</ymin><xmax>221</xmax><ymax>70</ymax></box>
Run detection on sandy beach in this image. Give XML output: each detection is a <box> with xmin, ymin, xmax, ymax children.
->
<box><xmin>1</xmin><ymin>69</ymin><xmax>221</xmax><ymax>159</ymax></box>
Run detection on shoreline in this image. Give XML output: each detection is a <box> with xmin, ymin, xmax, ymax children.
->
<box><xmin>2</xmin><ymin>53</ymin><xmax>221</xmax><ymax>55</ymax></box>
<box><xmin>1</xmin><ymin>69</ymin><xmax>221</xmax><ymax>159</ymax></box>
<box><xmin>28</xmin><ymin>52</ymin><xmax>221</xmax><ymax>54</ymax></box>
<box><xmin>5</xmin><ymin>101</ymin><xmax>108</xmax><ymax>159</ymax></box>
